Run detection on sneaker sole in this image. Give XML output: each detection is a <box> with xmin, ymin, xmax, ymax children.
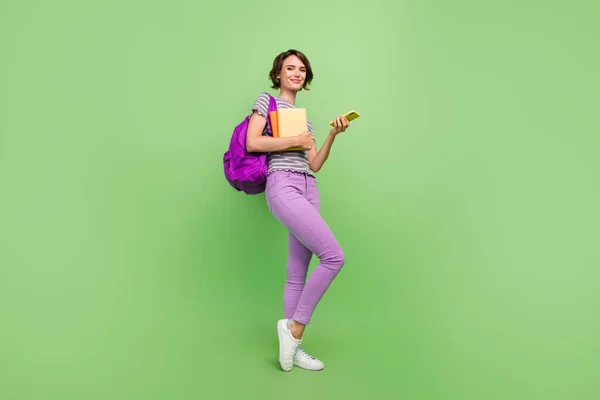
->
<box><xmin>293</xmin><ymin>361</ymin><xmax>324</xmax><ymax>371</ymax></box>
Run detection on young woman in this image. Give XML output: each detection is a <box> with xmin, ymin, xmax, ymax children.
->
<box><xmin>246</xmin><ymin>49</ymin><xmax>351</xmax><ymax>372</ymax></box>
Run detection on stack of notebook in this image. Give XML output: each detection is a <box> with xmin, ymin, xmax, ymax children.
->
<box><xmin>269</xmin><ymin>108</ymin><xmax>307</xmax><ymax>151</ymax></box>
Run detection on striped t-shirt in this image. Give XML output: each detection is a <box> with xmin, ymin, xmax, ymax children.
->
<box><xmin>252</xmin><ymin>92</ymin><xmax>315</xmax><ymax>177</ymax></box>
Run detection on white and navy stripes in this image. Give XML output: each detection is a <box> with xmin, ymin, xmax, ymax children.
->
<box><xmin>252</xmin><ymin>92</ymin><xmax>315</xmax><ymax>177</ymax></box>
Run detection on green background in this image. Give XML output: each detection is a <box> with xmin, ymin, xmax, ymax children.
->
<box><xmin>1</xmin><ymin>0</ymin><xmax>599</xmax><ymax>399</ymax></box>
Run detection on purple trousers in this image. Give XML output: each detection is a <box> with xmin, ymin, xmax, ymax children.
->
<box><xmin>265</xmin><ymin>170</ymin><xmax>345</xmax><ymax>325</ymax></box>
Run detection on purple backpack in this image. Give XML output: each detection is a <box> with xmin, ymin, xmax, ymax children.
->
<box><xmin>223</xmin><ymin>93</ymin><xmax>277</xmax><ymax>194</ymax></box>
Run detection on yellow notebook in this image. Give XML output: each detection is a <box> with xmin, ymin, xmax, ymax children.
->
<box><xmin>276</xmin><ymin>108</ymin><xmax>307</xmax><ymax>151</ymax></box>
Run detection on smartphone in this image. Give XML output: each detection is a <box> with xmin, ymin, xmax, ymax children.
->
<box><xmin>329</xmin><ymin>110</ymin><xmax>360</xmax><ymax>127</ymax></box>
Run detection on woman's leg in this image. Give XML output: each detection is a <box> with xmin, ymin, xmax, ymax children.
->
<box><xmin>284</xmin><ymin>233</ymin><xmax>312</xmax><ymax>320</ymax></box>
<box><xmin>283</xmin><ymin>177</ymin><xmax>321</xmax><ymax>322</ymax></box>
<box><xmin>267</xmin><ymin>172</ymin><xmax>345</xmax><ymax>328</ymax></box>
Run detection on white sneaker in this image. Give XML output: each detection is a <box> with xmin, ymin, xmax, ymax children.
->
<box><xmin>294</xmin><ymin>346</ymin><xmax>325</xmax><ymax>370</ymax></box>
<box><xmin>277</xmin><ymin>319</ymin><xmax>302</xmax><ymax>372</ymax></box>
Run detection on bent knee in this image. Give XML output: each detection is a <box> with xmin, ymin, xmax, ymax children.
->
<box><xmin>323</xmin><ymin>250</ymin><xmax>345</xmax><ymax>271</ymax></box>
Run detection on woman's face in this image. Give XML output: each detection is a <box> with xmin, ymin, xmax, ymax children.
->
<box><xmin>277</xmin><ymin>55</ymin><xmax>306</xmax><ymax>92</ymax></box>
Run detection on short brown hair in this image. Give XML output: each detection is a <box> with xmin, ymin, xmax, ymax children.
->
<box><xmin>269</xmin><ymin>49</ymin><xmax>314</xmax><ymax>91</ymax></box>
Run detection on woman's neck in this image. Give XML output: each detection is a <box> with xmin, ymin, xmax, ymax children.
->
<box><xmin>277</xmin><ymin>90</ymin><xmax>297</xmax><ymax>105</ymax></box>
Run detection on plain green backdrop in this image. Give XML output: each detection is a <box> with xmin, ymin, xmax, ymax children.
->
<box><xmin>1</xmin><ymin>0</ymin><xmax>599</xmax><ymax>399</ymax></box>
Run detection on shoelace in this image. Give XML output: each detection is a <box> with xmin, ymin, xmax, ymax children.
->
<box><xmin>296</xmin><ymin>347</ymin><xmax>315</xmax><ymax>360</ymax></box>
<box><xmin>287</xmin><ymin>344</ymin><xmax>300</xmax><ymax>364</ymax></box>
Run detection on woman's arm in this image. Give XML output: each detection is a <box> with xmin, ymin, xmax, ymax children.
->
<box><xmin>246</xmin><ymin>111</ymin><xmax>312</xmax><ymax>153</ymax></box>
<box><xmin>308</xmin><ymin>133</ymin><xmax>335</xmax><ymax>173</ymax></box>
<box><xmin>309</xmin><ymin>116</ymin><xmax>350</xmax><ymax>173</ymax></box>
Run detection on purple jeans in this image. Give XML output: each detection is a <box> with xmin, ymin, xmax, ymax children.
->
<box><xmin>265</xmin><ymin>170</ymin><xmax>345</xmax><ymax>325</ymax></box>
